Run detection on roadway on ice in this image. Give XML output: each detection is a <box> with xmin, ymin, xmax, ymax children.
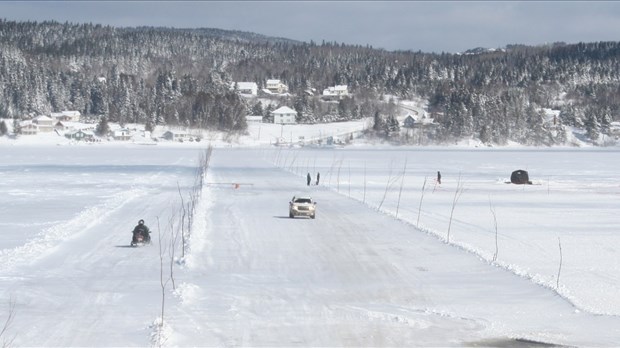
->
<box><xmin>2</xmin><ymin>146</ymin><xmax>620</xmax><ymax>346</ymax></box>
<box><xmin>172</xmin><ymin>148</ymin><xmax>620</xmax><ymax>346</ymax></box>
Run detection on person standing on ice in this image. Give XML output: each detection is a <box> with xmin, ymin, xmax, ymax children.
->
<box><xmin>437</xmin><ymin>171</ymin><xmax>442</xmax><ymax>184</ymax></box>
<box><xmin>316</xmin><ymin>172</ymin><xmax>320</xmax><ymax>185</ymax></box>
<box><xmin>307</xmin><ymin>172</ymin><xmax>311</xmax><ymax>186</ymax></box>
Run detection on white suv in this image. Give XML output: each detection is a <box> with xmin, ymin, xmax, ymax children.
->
<box><xmin>289</xmin><ymin>196</ymin><xmax>317</xmax><ymax>219</ymax></box>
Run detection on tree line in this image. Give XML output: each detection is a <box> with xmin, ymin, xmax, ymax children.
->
<box><xmin>0</xmin><ymin>19</ymin><xmax>618</xmax><ymax>144</ymax></box>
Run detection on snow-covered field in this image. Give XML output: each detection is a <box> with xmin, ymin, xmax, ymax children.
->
<box><xmin>1</xmin><ymin>135</ymin><xmax>620</xmax><ymax>346</ymax></box>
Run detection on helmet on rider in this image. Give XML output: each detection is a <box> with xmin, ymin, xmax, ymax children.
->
<box><xmin>138</xmin><ymin>219</ymin><xmax>144</xmax><ymax>225</ymax></box>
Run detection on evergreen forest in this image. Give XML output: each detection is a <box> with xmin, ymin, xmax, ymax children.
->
<box><xmin>1</xmin><ymin>19</ymin><xmax>619</xmax><ymax>145</ymax></box>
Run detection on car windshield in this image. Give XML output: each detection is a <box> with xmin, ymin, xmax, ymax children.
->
<box><xmin>295</xmin><ymin>198</ymin><xmax>312</xmax><ymax>203</ymax></box>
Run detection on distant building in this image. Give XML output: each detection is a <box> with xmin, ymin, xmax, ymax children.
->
<box><xmin>231</xmin><ymin>82</ymin><xmax>258</xmax><ymax>96</ymax></box>
<box><xmin>266</xmin><ymin>79</ymin><xmax>288</xmax><ymax>94</ymax></box>
<box><xmin>65</xmin><ymin>129</ymin><xmax>95</xmax><ymax>141</ymax></box>
<box><xmin>32</xmin><ymin>115</ymin><xmax>54</xmax><ymax>132</ymax></box>
<box><xmin>54</xmin><ymin>121</ymin><xmax>69</xmax><ymax>131</ymax></box>
<box><xmin>113</xmin><ymin>128</ymin><xmax>132</xmax><ymax>141</ymax></box>
<box><xmin>403</xmin><ymin>115</ymin><xmax>416</xmax><ymax>128</ymax></box>
<box><xmin>272</xmin><ymin>106</ymin><xmax>297</xmax><ymax>124</ymax></box>
<box><xmin>402</xmin><ymin>112</ymin><xmax>435</xmax><ymax>129</ymax></box>
<box><xmin>20</xmin><ymin>121</ymin><xmax>38</xmax><ymax>135</ymax></box>
<box><xmin>163</xmin><ymin>130</ymin><xmax>191</xmax><ymax>142</ymax></box>
<box><xmin>322</xmin><ymin>85</ymin><xmax>349</xmax><ymax>99</ymax></box>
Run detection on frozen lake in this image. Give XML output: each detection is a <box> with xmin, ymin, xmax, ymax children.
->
<box><xmin>267</xmin><ymin>146</ymin><xmax>620</xmax><ymax>315</ymax></box>
<box><xmin>1</xmin><ymin>144</ymin><xmax>620</xmax><ymax>346</ymax></box>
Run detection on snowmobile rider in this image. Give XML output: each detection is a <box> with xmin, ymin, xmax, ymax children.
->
<box><xmin>132</xmin><ymin>219</ymin><xmax>151</xmax><ymax>244</ymax></box>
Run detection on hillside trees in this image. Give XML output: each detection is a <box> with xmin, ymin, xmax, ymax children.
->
<box><xmin>12</xmin><ymin>117</ymin><xmax>21</xmax><ymax>136</ymax></box>
<box><xmin>585</xmin><ymin>106</ymin><xmax>601</xmax><ymax>141</ymax></box>
<box><xmin>0</xmin><ymin>19</ymin><xmax>618</xmax><ymax>143</ymax></box>
<box><xmin>525</xmin><ymin>104</ymin><xmax>548</xmax><ymax>146</ymax></box>
<box><xmin>373</xmin><ymin>110</ymin><xmax>384</xmax><ymax>132</ymax></box>
<box><xmin>96</xmin><ymin>116</ymin><xmax>110</xmax><ymax>136</ymax></box>
<box><xmin>0</xmin><ymin>120</ymin><xmax>7</xmax><ymax>136</ymax></box>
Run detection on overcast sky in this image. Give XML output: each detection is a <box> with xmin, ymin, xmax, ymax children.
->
<box><xmin>1</xmin><ymin>1</ymin><xmax>619</xmax><ymax>53</ymax></box>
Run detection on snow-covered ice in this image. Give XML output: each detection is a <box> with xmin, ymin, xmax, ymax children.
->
<box><xmin>1</xmin><ymin>133</ymin><xmax>620</xmax><ymax>346</ymax></box>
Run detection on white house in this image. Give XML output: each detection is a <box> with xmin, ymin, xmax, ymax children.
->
<box><xmin>113</xmin><ymin>128</ymin><xmax>132</xmax><ymax>141</ymax></box>
<box><xmin>32</xmin><ymin>115</ymin><xmax>54</xmax><ymax>132</ymax></box>
<box><xmin>266</xmin><ymin>79</ymin><xmax>288</xmax><ymax>94</ymax></box>
<box><xmin>231</xmin><ymin>82</ymin><xmax>258</xmax><ymax>96</ymax></box>
<box><xmin>163</xmin><ymin>130</ymin><xmax>191</xmax><ymax>142</ymax></box>
<box><xmin>20</xmin><ymin>121</ymin><xmax>38</xmax><ymax>135</ymax></box>
<box><xmin>65</xmin><ymin>129</ymin><xmax>96</xmax><ymax>141</ymax></box>
<box><xmin>403</xmin><ymin>112</ymin><xmax>435</xmax><ymax>128</ymax></box>
<box><xmin>54</xmin><ymin>121</ymin><xmax>69</xmax><ymax>131</ymax></box>
<box><xmin>322</xmin><ymin>85</ymin><xmax>349</xmax><ymax>99</ymax></box>
<box><xmin>272</xmin><ymin>106</ymin><xmax>297</xmax><ymax>124</ymax></box>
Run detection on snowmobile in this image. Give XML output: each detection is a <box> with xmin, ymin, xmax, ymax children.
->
<box><xmin>130</xmin><ymin>229</ymin><xmax>151</xmax><ymax>247</ymax></box>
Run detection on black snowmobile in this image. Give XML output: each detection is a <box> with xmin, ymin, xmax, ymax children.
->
<box><xmin>131</xmin><ymin>230</ymin><xmax>151</xmax><ymax>247</ymax></box>
<box><xmin>131</xmin><ymin>219</ymin><xmax>151</xmax><ymax>247</ymax></box>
